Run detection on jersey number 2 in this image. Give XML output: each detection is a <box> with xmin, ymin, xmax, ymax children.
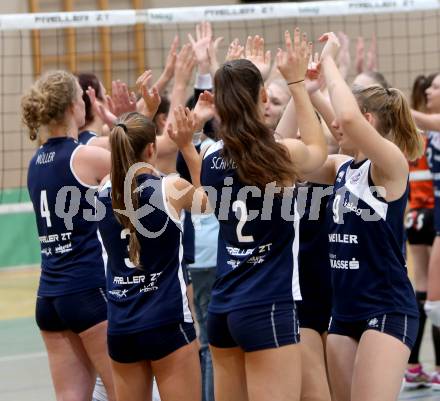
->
<box><xmin>232</xmin><ymin>200</ymin><xmax>254</xmax><ymax>243</ymax></box>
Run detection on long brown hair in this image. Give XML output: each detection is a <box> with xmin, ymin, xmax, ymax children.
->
<box><xmin>21</xmin><ymin>70</ymin><xmax>78</xmax><ymax>141</ymax></box>
<box><xmin>411</xmin><ymin>74</ymin><xmax>437</xmax><ymax>112</ymax></box>
<box><xmin>214</xmin><ymin>59</ymin><xmax>297</xmax><ymax>188</ymax></box>
<box><xmin>110</xmin><ymin>112</ymin><xmax>157</xmax><ymax>267</ymax></box>
<box><xmin>77</xmin><ymin>72</ymin><xmax>104</xmax><ymax>125</ymax></box>
<box><xmin>352</xmin><ymin>85</ymin><xmax>424</xmax><ymax>161</ymax></box>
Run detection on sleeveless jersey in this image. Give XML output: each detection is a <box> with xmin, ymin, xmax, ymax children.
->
<box><xmin>427</xmin><ymin>132</ymin><xmax>440</xmax><ymax>201</ymax></box>
<box><xmin>297</xmin><ymin>183</ymin><xmax>332</xmax><ymax>307</ymax></box>
<box><xmin>408</xmin><ymin>137</ymin><xmax>434</xmax><ymax>210</ymax></box>
<box><xmin>97</xmin><ymin>174</ymin><xmax>192</xmax><ymax>335</ymax></box>
<box><xmin>78</xmin><ymin>130</ymin><xmax>97</xmax><ymax>145</ymax></box>
<box><xmin>201</xmin><ymin>141</ymin><xmax>301</xmax><ymax>313</ymax></box>
<box><xmin>327</xmin><ymin>158</ymin><xmax>418</xmax><ymax>320</ymax></box>
<box><xmin>27</xmin><ymin>136</ymin><xmax>106</xmax><ymax>296</ymax></box>
<box><xmin>176</xmin><ymin>143</ymin><xmax>203</xmax><ymax>265</ymax></box>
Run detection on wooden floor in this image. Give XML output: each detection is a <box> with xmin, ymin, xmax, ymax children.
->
<box><xmin>0</xmin><ymin>267</ymin><xmax>437</xmax><ymax>401</ymax></box>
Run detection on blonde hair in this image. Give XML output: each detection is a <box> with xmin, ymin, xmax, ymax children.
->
<box><xmin>352</xmin><ymin>85</ymin><xmax>424</xmax><ymax>161</ymax></box>
<box><xmin>21</xmin><ymin>70</ymin><xmax>78</xmax><ymax>141</ymax></box>
<box><xmin>110</xmin><ymin>112</ymin><xmax>157</xmax><ymax>267</ymax></box>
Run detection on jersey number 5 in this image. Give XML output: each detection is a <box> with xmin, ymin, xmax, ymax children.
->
<box><xmin>232</xmin><ymin>200</ymin><xmax>254</xmax><ymax>243</ymax></box>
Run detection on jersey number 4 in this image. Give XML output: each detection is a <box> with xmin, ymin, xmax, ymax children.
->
<box><xmin>40</xmin><ymin>190</ymin><xmax>52</xmax><ymax>227</ymax></box>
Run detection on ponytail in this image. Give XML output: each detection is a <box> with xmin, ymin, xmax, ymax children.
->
<box><xmin>110</xmin><ymin>125</ymin><xmax>141</xmax><ymax>266</ymax></box>
<box><xmin>353</xmin><ymin>85</ymin><xmax>424</xmax><ymax>161</ymax></box>
<box><xmin>388</xmin><ymin>88</ymin><xmax>424</xmax><ymax>161</ymax></box>
<box><xmin>109</xmin><ymin>112</ymin><xmax>157</xmax><ymax>268</ymax></box>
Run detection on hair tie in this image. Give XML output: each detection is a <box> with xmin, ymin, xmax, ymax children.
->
<box><xmin>116</xmin><ymin>123</ymin><xmax>128</xmax><ymax>133</ymax></box>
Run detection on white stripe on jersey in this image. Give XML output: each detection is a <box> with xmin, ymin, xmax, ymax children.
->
<box><xmin>177</xmin><ymin>234</ymin><xmax>193</xmax><ymax>324</ymax></box>
<box><xmin>291</xmin><ymin>199</ymin><xmax>302</xmax><ymax>301</ymax></box>
<box><xmin>69</xmin><ymin>145</ymin><xmax>99</xmax><ymax>189</ymax></box>
<box><xmin>203</xmin><ymin>140</ymin><xmax>224</xmax><ymax>159</ymax></box>
<box><xmin>161</xmin><ymin>175</ymin><xmax>184</xmax><ymax>229</ymax></box>
<box><xmin>344</xmin><ymin>160</ymin><xmax>388</xmax><ymax>221</ymax></box>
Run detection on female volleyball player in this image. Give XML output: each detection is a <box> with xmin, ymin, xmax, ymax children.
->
<box><xmin>77</xmin><ymin>72</ymin><xmax>111</xmax><ymax>149</ymax></box>
<box><xmin>403</xmin><ymin>74</ymin><xmax>440</xmax><ymax>389</ymax></box>
<box><xmin>274</xmin><ymin>80</ymin><xmax>333</xmax><ymax>401</ymax></box>
<box><xmin>200</xmin><ymin>28</ymin><xmax>327</xmax><ymax>401</ymax></box>
<box><xmin>22</xmin><ymin>70</ymin><xmax>116</xmax><ymax>401</ymax></box>
<box><xmin>411</xmin><ymin>74</ymin><xmax>440</xmax><ymax>327</ymax></box>
<box><xmin>306</xmin><ymin>32</ymin><xmax>423</xmax><ymax>401</ymax></box>
<box><xmin>97</xmin><ymin>109</ymin><xmax>205</xmax><ymax>401</ymax></box>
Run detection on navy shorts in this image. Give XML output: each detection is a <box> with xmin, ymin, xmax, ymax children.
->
<box><xmin>328</xmin><ymin>313</ymin><xmax>419</xmax><ymax>351</ymax></box>
<box><xmin>207</xmin><ymin>302</ymin><xmax>300</xmax><ymax>352</ymax></box>
<box><xmin>296</xmin><ymin>301</ymin><xmax>331</xmax><ymax>335</ymax></box>
<box><xmin>36</xmin><ymin>287</ymin><xmax>107</xmax><ymax>333</ymax></box>
<box><xmin>435</xmin><ymin>197</ymin><xmax>440</xmax><ymax>235</ymax></box>
<box><xmin>405</xmin><ymin>208</ymin><xmax>435</xmax><ymax>245</ymax></box>
<box><xmin>108</xmin><ymin>322</ymin><xmax>196</xmax><ymax>363</ymax></box>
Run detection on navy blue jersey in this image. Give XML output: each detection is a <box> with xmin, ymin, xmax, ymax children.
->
<box><xmin>327</xmin><ymin>159</ymin><xmax>418</xmax><ymax>321</ymax></box>
<box><xmin>297</xmin><ymin>183</ymin><xmax>332</xmax><ymax>307</ymax></box>
<box><xmin>201</xmin><ymin>141</ymin><xmax>301</xmax><ymax>313</ymax></box>
<box><xmin>97</xmin><ymin>174</ymin><xmax>192</xmax><ymax>335</ymax></box>
<box><xmin>27</xmin><ymin>137</ymin><xmax>106</xmax><ymax>296</ymax></box>
<box><xmin>176</xmin><ymin>144</ymin><xmax>202</xmax><ymax>265</ymax></box>
<box><xmin>78</xmin><ymin>130</ymin><xmax>97</xmax><ymax>145</ymax></box>
<box><xmin>427</xmin><ymin>131</ymin><xmax>440</xmax><ymax>233</ymax></box>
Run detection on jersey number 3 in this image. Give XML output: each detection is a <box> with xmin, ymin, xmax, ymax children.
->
<box><xmin>121</xmin><ymin>228</ymin><xmax>136</xmax><ymax>268</ymax></box>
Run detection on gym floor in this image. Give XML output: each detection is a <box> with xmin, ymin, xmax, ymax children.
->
<box><xmin>1</xmin><ymin>268</ymin><xmax>439</xmax><ymax>401</ymax></box>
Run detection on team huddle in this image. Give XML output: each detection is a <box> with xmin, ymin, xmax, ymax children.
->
<box><xmin>20</xmin><ymin>22</ymin><xmax>440</xmax><ymax>401</ymax></box>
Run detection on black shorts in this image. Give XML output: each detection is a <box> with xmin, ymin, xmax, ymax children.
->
<box><xmin>405</xmin><ymin>208</ymin><xmax>435</xmax><ymax>245</ymax></box>
<box><xmin>207</xmin><ymin>302</ymin><xmax>300</xmax><ymax>352</ymax></box>
<box><xmin>328</xmin><ymin>312</ymin><xmax>419</xmax><ymax>351</ymax></box>
<box><xmin>296</xmin><ymin>301</ymin><xmax>331</xmax><ymax>335</ymax></box>
<box><xmin>36</xmin><ymin>287</ymin><xmax>108</xmax><ymax>333</ymax></box>
<box><xmin>108</xmin><ymin>322</ymin><xmax>196</xmax><ymax>363</ymax></box>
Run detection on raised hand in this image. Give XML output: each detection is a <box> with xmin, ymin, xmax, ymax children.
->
<box><xmin>136</xmin><ymin>70</ymin><xmax>161</xmax><ymax>119</ymax></box>
<box><xmin>319</xmin><ymin>32</ymin><xmax>341</xmax><ymax>62</ymax></box>
<box><xmin>207</xmin><ymin>36</ymin><xmax>224</xmax><ymax>77</ymax></box>
<box><xmin>245</xmin><ymin>35</ymin><xmax>272</xmax><ymax>81</ymax></box>
<box><xmin>355</xmin><ymin>36</ymin><xmax>365</xmax><ymax>74</ymax></box>
<box><xmin>305</xmin><ymin>52</ymin><xmax>323</xmax><ymax>93</ymax></box>
<box><xmin>366</xmin><ymin>33</ymin><xmax>377</xmax><ymax>71</ymax></box>
<box><xmin>164</xmin><ymin>36</ymin><xmax>179</xmax><ymax>80</ymax></box>
<box><xmin>153</xmin><ymin>36</ymin><xmax>179</xmax><ymax>95</ymax></box>
<box><xmin>193</xmin><ymin>90</ymin><xmax>216</xmax><ymax>130</ymax></box>
<box><xmin>225</xmin><ymin>38</ymin><xmax>244</xmax><ymax>62</ymax></box>
<box><xmin>174</xmin><ymin>43</ymin><xmax>196</xmax><ymax>88</ymax></box>
<box><xmin>337</xmin><ymin>31</ymin><xmax>351</xmax><ymax>79</ymax></box>
<box><xmin>276</xmin><ymin>28</ymin><xmax>311</xmax><ymax>84</ymax></box>
<box><xmin>110</xmin><ymin>80</ymin><xmax>137</xmax><ymax>117</ymax></box>
<box><xmin>86</xmin><ymin>86</ymin><xmax>117</xmax><ymax>127</ymax></box>
<box><xmin>188</xmin><ymin>21</ymin><xmax>213</xmax><ymax>74</ymax></box>
<box><xmin>167</xmin><ymin>106</ymin><xmax>197</xmax><ymax>149</ymax></box>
